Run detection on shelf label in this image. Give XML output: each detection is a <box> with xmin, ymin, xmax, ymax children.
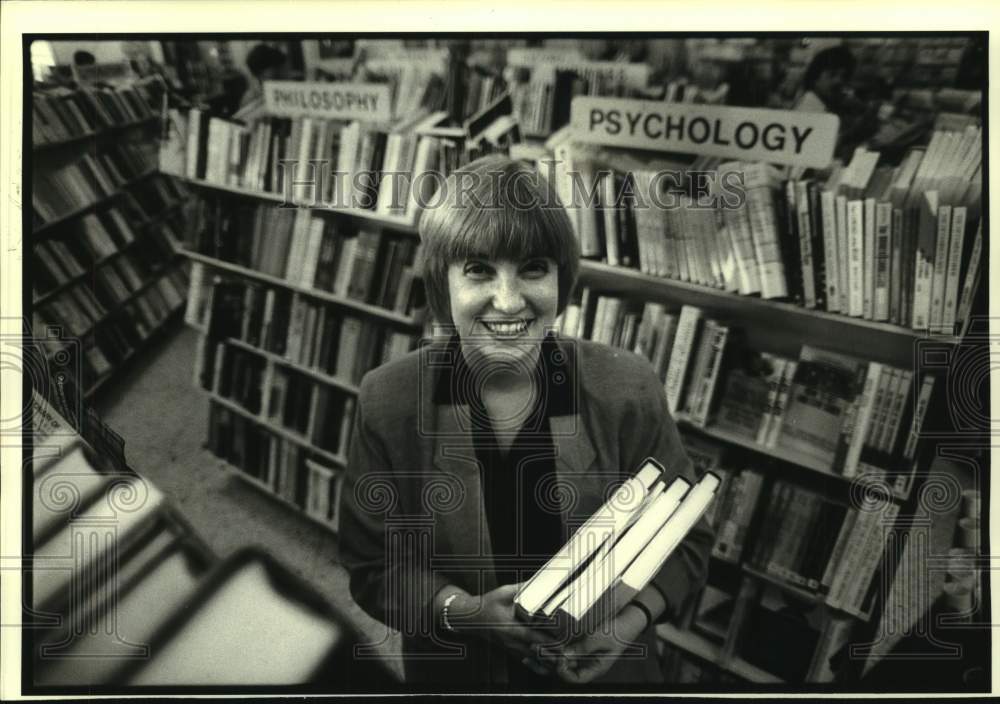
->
<box><xmin>263</xmin><ymin>80</ymin><xmax>391</xmax><ymax>122</ymax></box>
<box><xmin>571</xmin><ymin>96</ymin><xmax>840</xmax><ymax>168</ymax></box>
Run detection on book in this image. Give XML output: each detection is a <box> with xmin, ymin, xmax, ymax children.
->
<box><xmin>514</xmin><ymin>459</ymin><xmax>664</xmax><ymax>617</ymax></box>
<box><xmin>551</xmin><ymin>472</ymin><xmax>720</xmax><ymax>632</ymax></box>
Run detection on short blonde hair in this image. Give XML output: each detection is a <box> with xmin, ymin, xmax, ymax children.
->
<box><xmin>417</xmin><ymin>155</ymin><xmax>580</xmax><ymax>325</ymax></box>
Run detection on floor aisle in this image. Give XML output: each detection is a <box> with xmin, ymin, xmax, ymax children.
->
<box><xmin>94</xmin><ymin>324</ymin><xmax>404</xmax><ymax>681</ymax></box>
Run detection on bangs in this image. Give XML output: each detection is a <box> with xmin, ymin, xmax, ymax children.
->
<box><xmin>439</xmin><ymin>203</ymin><xmax>569</xmax><ymax>266</ymax></box>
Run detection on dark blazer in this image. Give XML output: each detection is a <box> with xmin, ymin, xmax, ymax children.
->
<box><xmin>338</xmin><ymin>335</ymin><xmax>714</xmax><ymax>689</ymax></box>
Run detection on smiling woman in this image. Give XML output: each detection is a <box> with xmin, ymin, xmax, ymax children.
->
<box><xmin>337</xmin><ymin>155</ymin><xmax>714</xmax><ymax>691</ymax></box>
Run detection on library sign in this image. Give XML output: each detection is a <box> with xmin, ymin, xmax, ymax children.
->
<box><xmin>571</xmin><ymin>97</ymin><xmax>840</xmax><ymax>168</ymax></box>
<box><xmin>263</xmin><ymin>80</ymin><xmax>392</xmax><ymax>122</ymax></box>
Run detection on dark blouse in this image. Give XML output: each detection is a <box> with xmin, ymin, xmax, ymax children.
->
<box><xmin>434</xmin><ymin>334</ymin><xmax>575</xmax><ymax>688</ymax></box>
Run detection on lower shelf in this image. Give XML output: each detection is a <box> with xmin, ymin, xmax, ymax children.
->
<box><xmin>226</xmin><ymin>463</ymin><xmax>339</xmax><ymax>535</ymax></box>
<box><xmin>657</xmin><ymin>622</ymin><xmax>784</xmax><ymax>684</ymax></box>
<box><xmin>84</xmin><ymin>303</ymin><xmax>185</xmax><ymax>400</ymax></box>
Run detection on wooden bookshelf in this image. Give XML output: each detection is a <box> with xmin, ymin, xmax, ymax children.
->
<box><xmin>32</xmin><ymin>167</ymin><xmax>159</xmax><ymax>236</ymax></box>
<box><xmin>175</xmin><ymin>175</ymin><xmax>421</xmax><ymax>236</ymax></box>
<box><xmin>180</xmin><ymin>249</ymin><xmax>423</xmax><ymax>329</ymax></box>
<box><xmin>33</xmin><ymin>115</ymin><xmax>160</xmax><ymax>152</ymax></box>
<box><xmin>657</xmin><ymin>622</ymin><xmax>783</xmax><ymax>684</ymax></box>
<box><xmin>228</xmin><ymin>466</ymin><xmax>339</xmax><ymax>536</ymax></box>
<box><xmin>220</xmin><ymin>334</ymin><xmax>361</xmax><ymax>397</ymax></box>
<box><xmin>84</xmin><ymin>302</ymin><xmax>185</xmax><ymax>400</ymax></box>
<box><xmin>205</xmin><ymin>391</ymin><xmax>348</xmax><ymax>468</ymax></box>
<box><xmin>577</xmin><ymin>260</ymin><xmax>960</xmax><ymax>369</ymax></box>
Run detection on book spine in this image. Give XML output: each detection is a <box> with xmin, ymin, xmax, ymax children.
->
<box><xmin>955</xmin><ymin>222</ymin><xmax>982</xmax><ymax>331</ymax></box>
<box><xmin>842</xmin><ymin>363</ymin><xmax>883</xmax><ymax>478</ymax></box>
<box><xmin>928</xmin><ymin>204</ymin><xmax>954</xmax><ymax>332</ymax></box>
<box><xmin>836</xmin><ymin>194</ymin><xmax>850</xmax><ymax>313</ymax></box>
<box><xmin>746</xmin><ymin>182</ymin><xmax>788</xmax><ymax>299</ymax></box>
<box><xmin>902</xmin><ymin>375</ymin><xmax>936</xmax><ymax>462</ymax></box>
<box><xmin>941</xmin><ymin>205</ymin><xmax>968</xmax><ymax>333</ymax></box>
<box><xmin>765</xmin><ymin>359</ymin><xmax>797</xmax><ymax>448</ymax></box>
<box><xmin>664</xmin><ymin>306</ymin><xmax>702</xmax><ymax>415</ymax></box>
<box><xmin>756</xmin><ymin>357</ymin><xmax>787</xmax><ymax>447</ymax></box>
<box><xmin>862</xmin><ymin>198</ymin><xmax>876</xmax><ymax>320</ymax></box>
<box><xmin>795</xmin><ymin>180</ymin><xmax>816</xmax><ymax>308</ymax></box>
<box><xmin>843</xmin><ymin>502</ymin><xmax>899</xmax><ymax>617</ymax></box>
<box><xmin>873</xmin><ymin>202</ymin><xmax>892</xmax><ymax>321</ymax></box>
<box><xmin>691</xmin><ymin>324</ymin><xmax>729</xmax><ymax>427</ymax></box>
<box><xmin>847</xmin><ymin>199</ymin><xmax>865</xmax><ymax>317</ymax></box>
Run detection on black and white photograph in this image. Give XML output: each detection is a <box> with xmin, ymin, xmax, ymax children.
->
<box><xmin>0</xmin><ymin>2</ymin><xmax>994</xmax><ymax>697</ymax></box>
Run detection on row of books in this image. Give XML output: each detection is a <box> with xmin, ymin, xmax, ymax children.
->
<box><xmin>207</xmin><ymin>403</ymin><xmax>343</xmax><ymax>530</ymax></box>
<box><xmin>188</xmin><ymin>196</ymin><xmax>423</xmax><ymax>313</ymax></box>
<box><xmin>203</xmin><ymin>342</ymin><xmax>356</xmax><ymax>460</ymax></box>
<box><xmin>549</xmin><ymin>127</ymin><xmax>982</xmax><ymax>335</ymax></box>
<box><xmin>36</xmin><ymin>266</ymin><xmax>188</xmax><ymax>386</ymax></box>
<box><xmin>506</xmin><ymin>59</ymin><xmax>650</xmax><ymax>136</ymax></box>
<box><xmin>557</xmin><ymin>297</ymin><xmax>935</xmax><ymax>484</ymax></box>
<box><xmin>32</xmin><ymin>143</ymin><xmax>158</xmax><ymax>225</ymax></box>
<box><xmin>34</xmin><ymin>210</ymin><xmax>182</xmax><ymax>297</ymax></box>
<box><xmin>183</xmin><ymin>109</ymin><xmax>444</xmax><ymax>218</ymax></box>
<box><xmin>32</xmin><ymin>80</ymin><xmax>160</xmax><ymax>145</ymax></box>
<box><xmin>189</xmin><ymin>274</ymin><xmax>417</xmax><ymax>389</ymax></box>
<box><xmin>702</xmin><ymin>448</ymin><xmax>901</xmax><ymax>619</ymax></box>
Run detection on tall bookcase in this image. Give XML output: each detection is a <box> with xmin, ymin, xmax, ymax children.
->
<box><xmin>545</xmin><ymin>90</ymin><xmax>982</xmax><ymax>682</ymax></box>
<box><xmin>31</xmin><ymin>77</ymin><xmax>191</xmax><ymax>401</ymax></box>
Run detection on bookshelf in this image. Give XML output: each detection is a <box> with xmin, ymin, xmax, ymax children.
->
<box><xmin>175</xmin><ymin>90</ymin><xmax>461</xmax><ymax>532</ymax></box>
<box><xmin>31</xmin><ymin>77</ymin><xmax>193</xmax><ymax>401</ymax></box>
<box><xmin>547</xmin><ymin>81</ymin><xmax>983</xmax><ymax>683</ymax></box>
<box><xmin>177</xmin><ymin>175</ymin><xmax>421</xmax><ymax>235</ymax></box>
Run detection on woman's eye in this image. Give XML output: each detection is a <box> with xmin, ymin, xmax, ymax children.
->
<box><xmin>522</xmin><ymin>260</ymin><xmax>550</xmax><ymax>276</ymax></box>
<box><xmin>463</xmin><ymin>262</ymin><xmax>491</xmax><ymax>277</ymax></box>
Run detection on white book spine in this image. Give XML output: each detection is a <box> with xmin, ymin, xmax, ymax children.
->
<box><xmin>664</xmin><ymin>306</ymin><xmax>702</xmax><ymax>415</ymax></box>
<box><xmin>842</xmin><ymin>363</ymin><xmax>883</xmax><ymax>478</ymax></box>
<box><xmin>847</xmin><ymin>200</ymin><xmax>865</xmax><ymax>317</ymax></box>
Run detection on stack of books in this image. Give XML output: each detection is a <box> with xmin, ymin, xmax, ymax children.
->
<box><xmin>515</xmin><ymin>459</ymin><xmax>719</xmax><ymax>633</ymax></box>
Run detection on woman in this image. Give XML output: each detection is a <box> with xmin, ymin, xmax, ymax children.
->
<box><xmin>339</xmin><ymin>155</ymin><xmax>713</xmax><ymax>690</ymax></box>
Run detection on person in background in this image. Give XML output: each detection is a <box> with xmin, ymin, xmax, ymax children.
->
<box><xmin>338</xmin><ymin>155</ymin><xmax>714</xmax><ymax>690</ymax></box>
<box><xmin>233</xmin><ymin>43</ymin><xmax>291</xmax><ymax>121</ymax></box>
<box><xmin>795</xmin><ymin>45</ymin><xmax>880</xmax><ymax>159</ymax></box>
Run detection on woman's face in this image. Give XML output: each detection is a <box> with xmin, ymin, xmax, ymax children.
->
<box><xmin>447</xmin><ymin>255</ymin><xmax>559</xmax><ymax>372</ymax></box>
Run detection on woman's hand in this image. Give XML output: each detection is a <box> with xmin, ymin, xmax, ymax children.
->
<box><xmin>553</xmin><ymin>603</ymin><xmax>650</xmax><ymax>684</ymax></box>
<box><xmin>447</xmin><ymin>584</ymin><xmax>561</xmax><ymax>660</ymax></box>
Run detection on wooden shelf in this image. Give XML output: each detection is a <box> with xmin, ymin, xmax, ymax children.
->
<box><xmin>33</xmin><ymin>168</ymin><xmax>160</xmax><ymax>236</ymax></box>
<box><xmin>219</xmin><ymin>334</ymin><xmax>361</xmax><ymax>397</ymax></box>
<box><xmin>676</xmin><ymin>415</ymin><xmax>835</xmax><ymax>477</ymax></box>
<box><xmin>204</xmin><ymin>391</ymin><xmax>347</xmax><ymax>468</ymax></box>
<box><xmin>657</xmin><ymin>622</ymin><xmax>783</xmax><ymax>684</ymax></box>
<box><xmin>84</xmin><ymin>302</ymin><xmax>185</xmax><ymax>400</ymax></box>
<box><xmin>180</xmin><ymin>249</ymin><xmax>424</xmax><ymax>329</ymax></box>
<box><xmin>34</xmin><ymin>201</ymin><xmax>185</xmax><ymax>307</ymax></box>
<box><xmin>176</xmin><ymin>175</ymin><xmax>421</xmax><ymax>235</ymax></box>
<box><xmin>577</xmin><ymin>260</ymin><xmax>960</xmax><ymax>368</ymax></box>
<box><xmin>33</xmin><ymin>115</ymin><xmax>160</xmax><ymax>152</ymax></box>
<box><xmin>227</xmin><ymin>465</ymin><xmax>339</xmax><ymax>536</ymax></box>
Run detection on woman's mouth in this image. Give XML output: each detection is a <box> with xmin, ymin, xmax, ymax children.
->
<box><xmin>479</xmin><ymin>318</ymin><xmax>533</xmax><ymax>337</ymax></box>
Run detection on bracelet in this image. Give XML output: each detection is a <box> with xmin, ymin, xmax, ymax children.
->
<box><xmin>629</xmin><ymin>600</ymin><xmax>654</xmax><ymax>630</ymax></box>
<box><xmin>441</xmin><ymin>592</ymin><xmax>460</xmax><ymax>633</ymax></box>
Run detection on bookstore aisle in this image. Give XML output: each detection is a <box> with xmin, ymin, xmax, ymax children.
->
<box><xmin>91</xmin><ymin>324</ymin><xmax>405</xmax><ymax>681</ymax></box>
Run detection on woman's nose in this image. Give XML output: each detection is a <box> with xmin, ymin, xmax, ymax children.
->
<box><xmin>492</xmin><ymin>274</ymin><xmax>526</xmax><ymax>313</ymax></box>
